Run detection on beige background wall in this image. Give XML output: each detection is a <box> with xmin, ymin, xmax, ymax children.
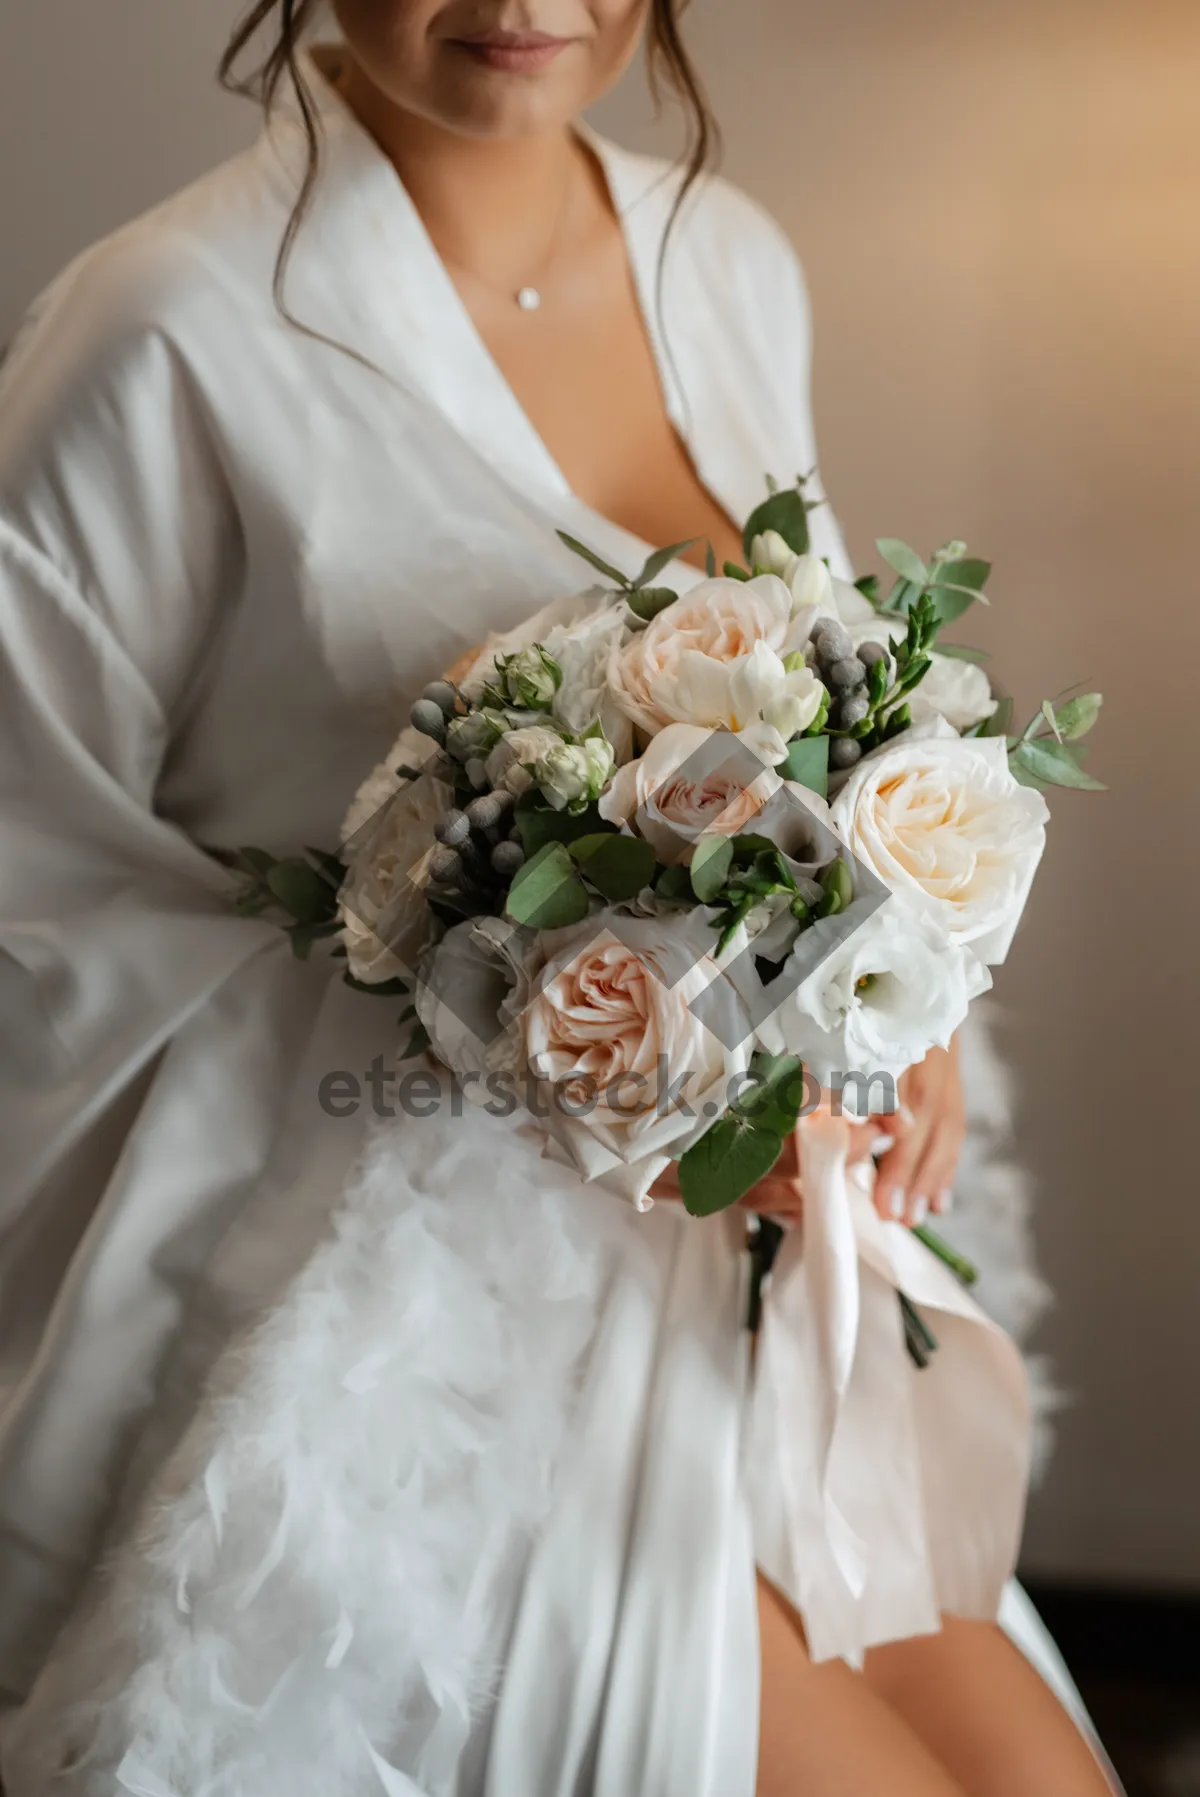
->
<box><xmin>2</xmin><ymin>0</ymin><xmax>1198</xmax><ymax>1587</ymax></box>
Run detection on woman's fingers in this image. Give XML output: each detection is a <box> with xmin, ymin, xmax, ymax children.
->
<box><xmin>872</xmin><ymin>1104</ymin><xmax>934</xmax><ymax>1224</ymax></box>
<box><xmin>906</xmin><ymin>1114</ymin><xmax>965</xmax><ymax>1220</ymax></box>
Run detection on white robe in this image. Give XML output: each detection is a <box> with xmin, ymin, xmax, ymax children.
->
<box><xmin>0</xmin><ymin>63</ymin><xmax>1109</xmax><ymax>1795</ymax></box>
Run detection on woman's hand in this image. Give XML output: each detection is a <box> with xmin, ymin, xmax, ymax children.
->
<box><xmin>871</xmin><ymin>1041</ymin><xmax>965</xmax><ymax>1227</ymax></box>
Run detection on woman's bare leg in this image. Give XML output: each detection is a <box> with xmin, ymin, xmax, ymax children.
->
<box><xmin>864</xmin><ymin>1616</ymin><xmax>1116</xmax><ymax>1797</ymax></box>
<box><xmin>756</xmin><ymin>1574</ymin><xmax>969</xmax><ymax>1797</ymax></box>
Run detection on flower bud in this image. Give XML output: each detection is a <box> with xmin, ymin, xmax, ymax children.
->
<box><xmin>491</xmin><ymin>840</ymin><xmax>525</xmax><ymax>879</ymax></box>
<box><xmin>828</xmin><ymin>656</ymin><xmax>866</xmax><ymax>691</ymax></box>
<box><xmin>410</xmin><ymin>699</ymin><xmax>447</xmax><ymax>743</ymax></box>
<box><xmin>749</xmin><ymin>528</ymin><xmax>794</xmax><ymax>577</ymax></box>
<box><xmin>422</xmin><ymin>680</ymin><xmax>458</xmax><ymax>716</ymax></box>
<box><xmin>830</xmin><ymin>737</ymin><xmax>863</xmax><ymax>770</ymax></box>
<box><xmin>434</xmin><ymin>808</ymin><xmax>470</xmax><ymax>847</ymax></box>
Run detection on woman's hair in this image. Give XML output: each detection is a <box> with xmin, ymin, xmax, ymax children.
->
<box><xmin>219</xmin><ymin>0</ymin><xmax>719</xmax><ymax>315</ymax></box>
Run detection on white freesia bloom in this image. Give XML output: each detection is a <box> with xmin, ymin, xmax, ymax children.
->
<box><xmin>831</xmin><ymin>722</ymin><xmax>1049</xmax><ymax>964</ymax></box>
<box><xmin>784</xmin><ymin>552</ymin><xmax>877</xmax><ymax>630</ymax></box>
<box><xmin>535</xmin><ymin>735</ymin><xmax>616</xmax><ymax>812</ymax></box>
<box><xmin>749</xmin><ymin>528</ymin><xmax>793</xmax><ymax>576</ymax></box>
<box><xmin>338</xmin><ymin>733</ymin><xmax>450</xmax><ymax>984</ymax></box>
<box><xmin>523</xmin><ymin>915</ymin><xmax>753</xmax><ymax>1209</ymax></box>
<box><xmin>485</xmin><ymin>723</ymin><xmax>565</xmax><ymax>798</ymax></box>
<box><xmin>600</xmin><ymin>723</ymin><xmax>781</xmax><ymax>863</ymax></box>
<box><xmin>755</xmin><ymin>902</ymin><xmax>991</xmax><ymax>1109</ymax></box>
<box><xmin>607</xmin><ymin>574</ymin><xmax>812</xmax><ymax>738</ymax></box>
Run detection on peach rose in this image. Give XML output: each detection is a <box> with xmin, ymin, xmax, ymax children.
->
<box><xmin>522</xmin><ymin>915</ymin><xmax>752</xmax><ymax>1208</ymax></box>
<box><xmin>599</xmin><ymin>724</ymin><xmax>780</xmax><ymax>864</ymax></box>
<box><xmin>608</xmin><ymin>574</ymin><xmax>817</xmax><ymax>739</ymax></box>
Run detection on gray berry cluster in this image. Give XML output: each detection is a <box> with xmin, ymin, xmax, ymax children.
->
<box><xmin>809</xmin><ymin>621</ymin><xmax>890</xmax><ymax>770</ymax></box>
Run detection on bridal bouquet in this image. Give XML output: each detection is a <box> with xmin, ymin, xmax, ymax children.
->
<box><xmin>234</xmin><ymin>480</ymin><xmax>1102</xmax><ymax>1239</ymax></box>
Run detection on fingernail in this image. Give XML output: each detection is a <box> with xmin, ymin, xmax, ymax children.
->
<box><xmin>936</xmin><ymin>1187</ymin><xmax>954</xmax><ymax>1215</ymax></box>
<box><xmin>888</xmin><ymin>1188</ymin><xmax>905</xmax><ymax>1220</ymax></box>
<box><xmin>872</xmin><ymin>1134</ymin><xmax>896</xmax><ymax>1157</ymax></box>
<box><xmin>911</xmin><ymin>1194</ymin><xmax>929</xmax><ymax>1226</ymax></box>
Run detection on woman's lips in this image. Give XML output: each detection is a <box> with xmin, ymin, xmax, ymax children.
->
<box><xmin>451</xmin><ymin>31</ymin><xmax>574</xmax><ymax>73</ymax></box>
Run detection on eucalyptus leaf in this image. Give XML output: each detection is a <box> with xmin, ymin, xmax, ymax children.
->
<box><xmin>743</xmin><ymin>487</ymin><xmax>811</xmax><ymax>562</ymax></box>
<box><xmin>626</xmin><ymin>585</ymin><xmax>680</xmax><ymax>623</ymax></box>
<box><xmin>705</xmin><ymin>542</ymin><xmax>717</xmax><ymax>577</ymax></box>
<box><xmin>925</xmin><ymin>584</ymin><xmax>982</xmax><ymax>627</ymax></box>
<box><xmin>655</xmin><ymin>863</ymin><xmax>694</xmax><ymax>903</ymax></box>
<box><xmin>569</xmin><ymin>833</ymin><xmax>657</xmax><ymax>901</ymax></box>
<box><xmin>678</xmin><ymin>1117</ymin><xmax>786</xmax><ymax>1217</ymax></box>
<box><xmin>555</xmin><ymin>530</ymin><xmax>630</xmax><ymax>588</ymax></box>
<box><xmin>935</xmin><ymin>643</ymin><xmax>990</xmax><ymax>664</ymax></box>
<box><xmin>1052</xmin><ymin>692</ymin><xmax>1103</xmax><ymax>741</ymax></box>
<box><xmin>934</xmin><ymin>556</ymin><xmax>991</xmax><ymax>594</ymax></box>
<box><xmin>514</xmin><ymin>794</ymin><xmax>608</xmax><ymax>855</ymax></box>
<box><xmin>504</xmin><ymin>842</ymin><xmax>591</xmax><ymax>928</ymax></box>
<box><xmin>737</xmin><ymin>1052</ymin><xmax>806</xmax><ymax>1137</ymax></box>
<box><xmin>633</xmin><ymin>540</ymin><xmax>699</xmax><ymax>588</ymax></box>
<box><xmin>782</xmin><ymin>734</ymin><xmax>829</xmax><ymax>799</ymax></box>
<box><xmin>877</xmin><ymin>538</ymin><xmax>928</xmax><ymax>585</ymax></box>
<box><xmin>690</xmin><ymin>834</ymin><xmax>734</xmax><ymax>903</ymax></box>
<box><xmin>1010</xmin><ymin>737</ymin><xmax>1106</xmax><ymax>791</ymax></box>
<box><xmin>267</xmin><ymin>859</ymin><xmax>338</xmax><ymax>924</ymax></box>
<box><xmin>979</xmin><ymin>695</ymin><xmax>1013</xmax><ymax>738</ymax></box>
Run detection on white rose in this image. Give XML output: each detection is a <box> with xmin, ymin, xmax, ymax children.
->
<box><xmin>599</xmin><ymin>723</ymin><xmax>780</xmax><ymax>863</ymax></box>
<box><xmin>460</xmin><ymin>590</ymin><xmax>613</xmax><ymax>701</ymax></box>
<box><xmin>523</xmin><ymin>914</ymin><xmax>753</xmax><ymax>1209</ymax></box>
<box><xmin>541</xmin><ymin>606</ymin><xmax>632</xmax><ymax>753</ymax></box>
<box><xmin>607</xmin><ymin>574</ymin><xmax>810</xmax><ymax>738</ymax></box>
<box><xmin>485</xmin><ymin>723</ymin><xmax>566</xmax><ymax>798</ymax></box>
<box><xmin>534</xmin><ymin>735</ymin><xmax>616</xmax><ymax>812</ymax></box>
<box><xmin>337</xmin><ymin>744</ymin><xmax>451</xmax><ymax>984</ymax></box>
<box><xmin>415</xmin><ymin>915</ymin><xmax>534</xmax><ymax>1084</ymax></box>
<box><xmin>830</xmin><ymin>723</ymin><xmax>1049</xmax><ymax>964</ymax></box>
<box><xmin>755</xmin><ymin>902</ymin><xmax>991</xmax><ymax>1110</ymax></box>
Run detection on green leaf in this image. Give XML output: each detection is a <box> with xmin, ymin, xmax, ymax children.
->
<box><xmin>655</xmin><ymin>862</ymin><xmax>694</xmax><ymax>903</ymax></box>
<box><xmin>816</xmin><ymin>858</ymin><xmax>853</xmax><ymax>917</ymax></box>
<box><xmin>925</xmin><ymin>584</ymin><xmax>983</xmax><ymax>627</ymax></box>
<box><xmin>633</xmin><ymin>540</ymin><xmax>698</xmax><ymax>588</ymax></box>
<box><xmin>877</xmin><ymin>538</ymin><xmax>928</xmax><ymax>585</ymax></box>
<box><xmin>569</xmin><ymin>833</ymin><xmax>657</xmax><ymax>901</ymax></box>
<box><xmin>267</xmin><ymin>859</ymin><xmax>339</xmax><ymax>924</ymax></box>
<box><xmin>705</xmin><ymin>542</ymin><xmax>717</xmax><ymax>578</ymax></box>
<box><xmin>782</xmin><ymin>734</ymin><xmax>829</xmax><ymax>799</ymax></box>
<box><xmin>880</xmin><ymin>576</ymin><xmax>923</xmax><ymax>615</ymax></box>
<box><xmin>743</xmin><ymin>487</ymin><xmax>811</xmax><ymax>562</ymax></box>
<box><xmin>343</xmin><ymin>971</ymin><xmax>411</xmax><ymax>997</ymax></box>
<box><xmin>979</xmin><ymin>695</ymin><xmax>1013</xmax><ymax>738</ymax></box>
<box><xmin>514</xmin><ymin>793</ymin><xmax>609</xmax><ymax>856</ymax></box>
<box><xmin>723</xmin><ymin>560</ymin><xmax>751</xmax><ymax>582</ymax></box>
<box><xmin>935</xmin><ymin>642</ymin><xmax>990</xmax><ymax>664</ymax></box>
<box><xmin>690</xmin><ymin>834</ymin><xmax>735</xmax><ymax>903</ymax></box>
<box><xmin>286</xmin><ymin>917</ymin><xmax>343</xmax><ymax>960</ymax></box>
<box><xmin>504</xmin><ymin>842</ymin><xmax>591</xmax><ymax>928</ymax></box>
<box><xmin>1040</xmin><ymin>699</ymin><xmax>1063</xmax><ymax>742</ymax></box>
<box><xmin>737</xmin><ymin>1051</ymin><xmax>806</xmax><ymax>1137</ymax></box>
<box><xmin>854</xmin><ymin>574</ymin><xmax>881</xmax><ymax>606</ymax></box>
<box><xmin>625</xmin><ymin>585</ymin><xmax>679</xmax><ymax>623</ymax></box>
<box><xmin>1010</xmin><ymin>737</ymin><xmax>1106</xmax><ymax>791</ymax></box>
<box><xmin>678</xmin><ymin>1117</ymin><xmax>786</xmax><ymax>1217</ymax></box>
<box><xmin>400</xmin><ymin>1022</ymin><xmax>432</xmax><ymax>1059</ymax></box>
<box><xmin>1052</xmin><ymin>692</ymin><xmax>1103</xmax><ymax>741</ymax></box>
<box><xmin>937</xmin><ymin>555</ymin><xmax>990</xmax><ymax>591</ymax></box>
<box><xmin>555</xmin><ymin>530</ymin><xmax>630</xmax><ymax>588</ymax></box>
<box><xmin>235</xmin><ymin>846</ymin><xmax>278</xmax><ymax>879</ymax></box>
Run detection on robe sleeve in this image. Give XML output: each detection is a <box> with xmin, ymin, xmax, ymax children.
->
<box><xmin>0</xmin><ymin>240</ymin><xmax>280</xmax><ymax>1225</ymax></box>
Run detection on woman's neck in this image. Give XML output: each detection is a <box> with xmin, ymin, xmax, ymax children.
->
<box><xmin>330</xmin><ymin>53</ymin><xmax>599</xmax><ymax>298</ymax></box>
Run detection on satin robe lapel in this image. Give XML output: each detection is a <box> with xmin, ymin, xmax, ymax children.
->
<box><xmin>262</xmin><ymin>71</ymin><xmax>779</xmax><ymax>592</ymax></box>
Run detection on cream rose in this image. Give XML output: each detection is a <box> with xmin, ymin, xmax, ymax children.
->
<box><xmin>607</xmin><ymin>574</ymin><xmax>814</xmax><ymax>738</ymax></box>
<box><xmin>484</xmin><ymin>723</ymin><xmax>565</xmax><ymax>798</ymax></box>
<box><xmin>338</xmin><ymin>732</ymin><xmax>450</xmax><ymax>984</ymax></box>
<box><xmin>830</xmin><ymin>722</ymin><xmax>1049</xmax><ymax>964</ymax></box>
<box><xmin>599</xmin><ymin>724</ymin><xmax>780</xmax><ymax>864</ymax></box>
<box><xmin>523</xmin><ymin>915</ymin><xmax>752</xmax><ymax>1208</ymax></box>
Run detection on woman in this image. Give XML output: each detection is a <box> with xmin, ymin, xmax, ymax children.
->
<box><xmin>0</xmin><ymin>3</ymin><xmax>1116</xmax><ymax>1791</ymax></box>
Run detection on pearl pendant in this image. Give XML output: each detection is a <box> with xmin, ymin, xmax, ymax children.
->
<box><xmin>516</xmin><ymin>286</ymin><xmax>542</xmax><ymax>312</ymax></box>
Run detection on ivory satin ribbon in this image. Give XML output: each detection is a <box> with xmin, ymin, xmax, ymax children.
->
<box><xmin>747</xmin><ymin>1109</ymin><xmax>1032</xmax><ymax>1666</ymax></box>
